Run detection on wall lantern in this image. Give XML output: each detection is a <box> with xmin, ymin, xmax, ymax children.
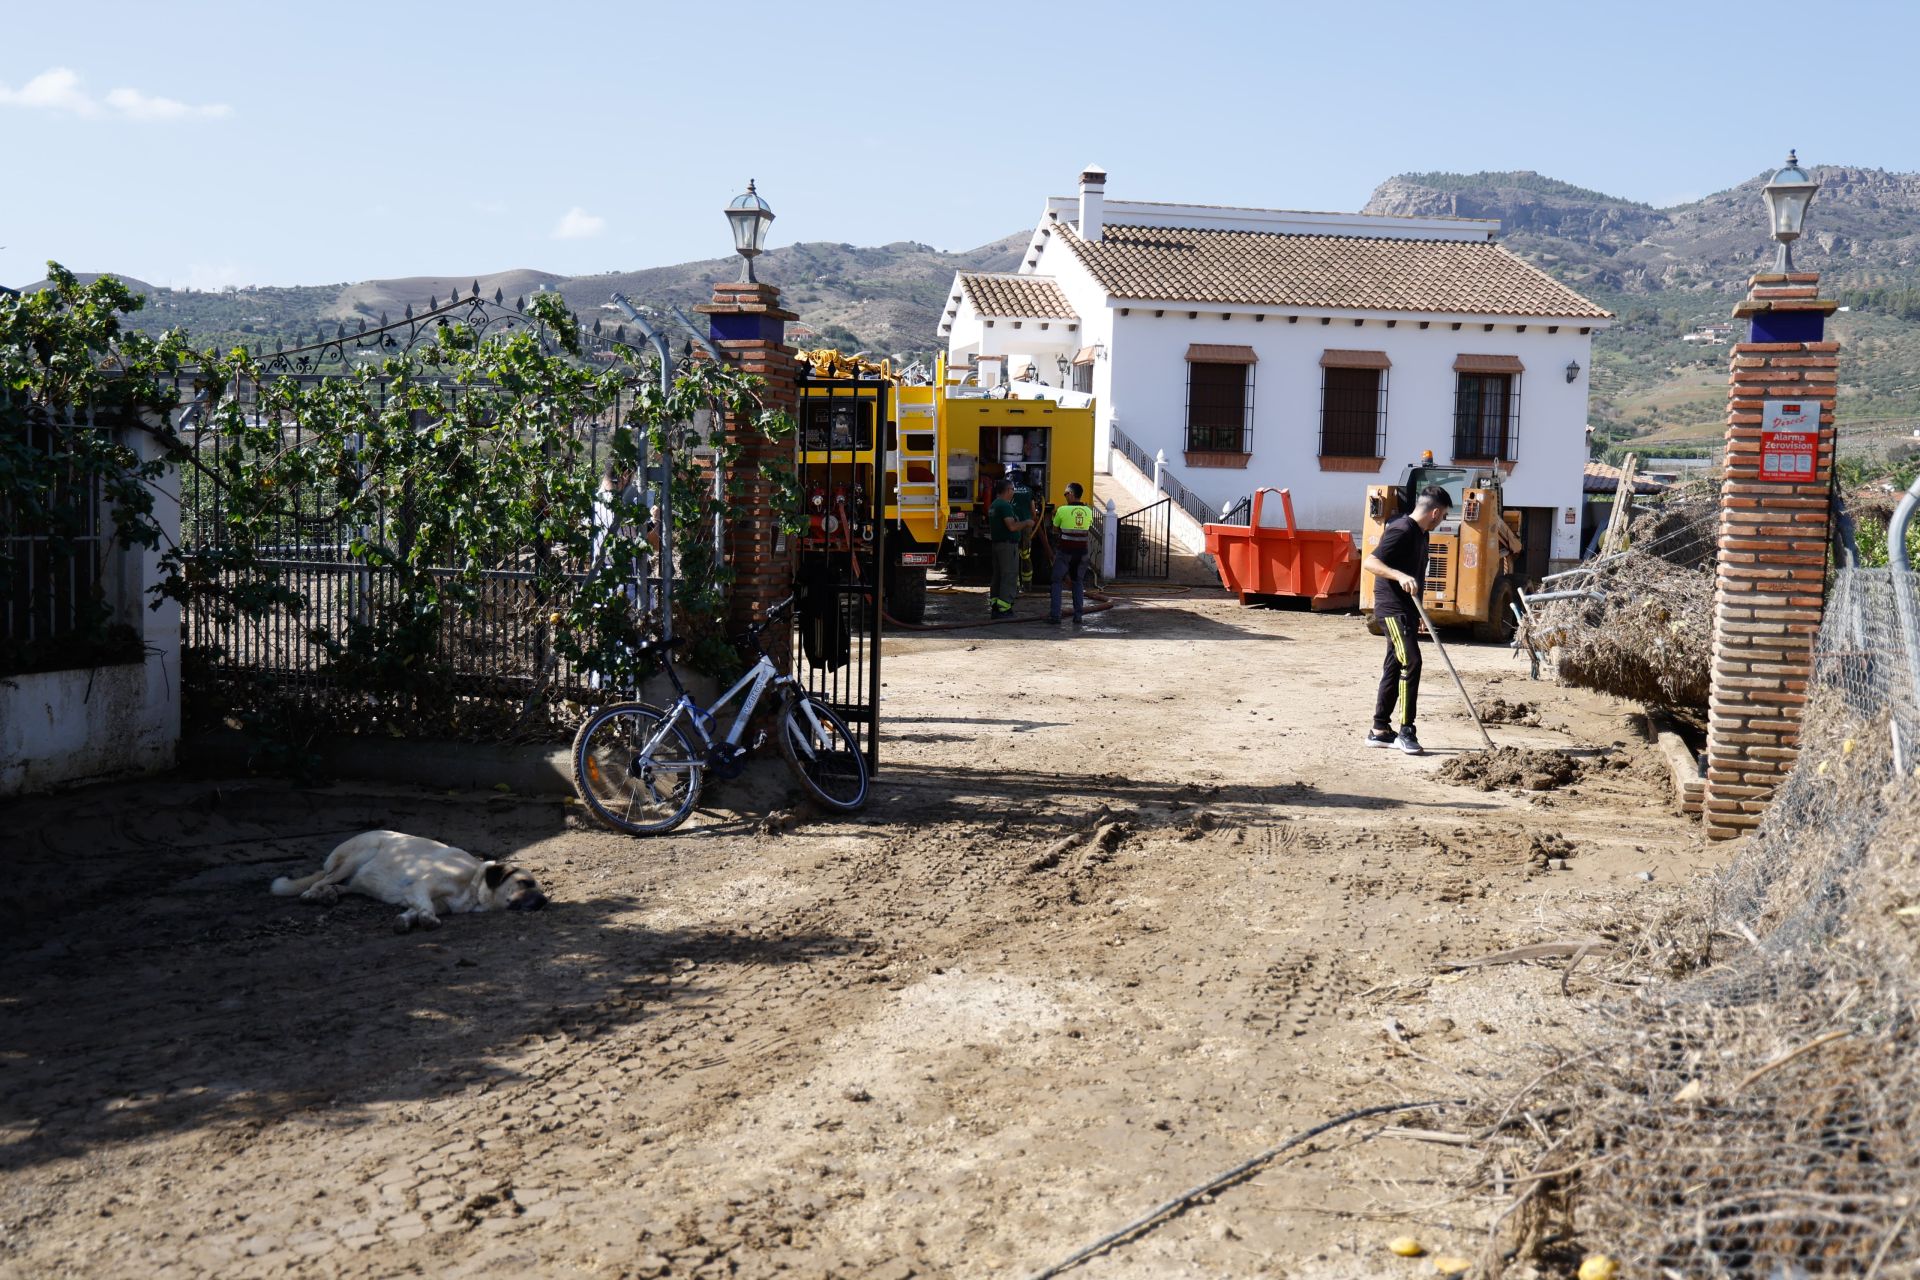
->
<box><xmin>1565</xmin><ymin>359</ymin><xmax>1581</xmax><ymax>384</ymax></box>
<box><xmin>1056</xmin><ymin>353</ymin><xmax>1070</xmax><ymax>383</ymax></box>
<box><xmin>724</xmin><ymin>179</ymin><xmax>776</xmax><ymax>283</ymax></box>
<box><xmin>1760</xmin><ymin>151</ymin><xmax>1819</xmax><ymax>274</ymax></box>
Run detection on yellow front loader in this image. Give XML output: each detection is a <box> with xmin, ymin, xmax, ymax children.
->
<box><xmin>1360</xmin><ymin>458</ymin><xmax>1524</xmax><ymax>642</ymax></box>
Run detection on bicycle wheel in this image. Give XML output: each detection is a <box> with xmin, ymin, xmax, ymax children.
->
<box><xmin>571</xmin><ymin>702</ymin><xmax>701</xmax><ymax>835</ymax></box>
<box><xmin>776</xmin><ymin>693</ymin><xmax>869</xmax><ymax>812</ymax></box>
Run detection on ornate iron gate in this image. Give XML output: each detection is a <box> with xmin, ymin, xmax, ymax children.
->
<box><xmin>791</xmin><ymin>370</ymin><xmax>885</xmax><ymax>774</ymax></box>
<box><xmin>1116</xmin><ymin>496</ymin><xmax>1172</xmax><ymax>579</ymax></box>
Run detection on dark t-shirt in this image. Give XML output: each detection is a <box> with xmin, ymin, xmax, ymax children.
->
<box><xmin>1372</xmin><ymin>515</ymin><xmax>1430</xmax><ymax>620</ymax></box>
<box><xmin>989</xmin><ymin>498</ymin><xmax>1023</xmax><ymax>543</ymax></box>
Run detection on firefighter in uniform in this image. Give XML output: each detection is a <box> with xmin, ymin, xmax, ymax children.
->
<box><xmin>1049</xmin><ymin>482</ymin><xmax>1096</xmax><ymax>627</ymax></box>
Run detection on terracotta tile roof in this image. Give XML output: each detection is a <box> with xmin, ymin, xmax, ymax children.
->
<box><xmin>1583</xmin><ymin>459</ymin><xmax>1671</xmax><ymax>495</ymax></box>
<box><xmin>955</xmin><ymin>272</ymin><xmax>1078</xmax><ymax>320</ymax></box>
<box><xmin>1051</xmin><ymin>223</ymin><xmax>1611</xmax><ymax>320</ymax></box>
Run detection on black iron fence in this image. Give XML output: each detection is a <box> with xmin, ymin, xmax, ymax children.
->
<box><xmin>172</xmin><ymin>293</ymin><xmax>665</xmax><ymax>741</ymax></box>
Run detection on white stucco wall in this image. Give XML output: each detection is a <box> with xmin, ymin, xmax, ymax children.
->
<box><xmin>0</xmin><ymin>662</ymin><xmax>177</xmax><ymax>793</ymax></box>
<box><xmin>944</xmin><ymin>201</ymin><xmax>1603</xmax><ymax>564</ymax></box>
<box><xmin>0</xmin><ymin>420</ymin><xmax>181</xmax><ymax>796</ymax></box>
<box><xmin>1098</xmin><ymin>310</ymin><xmax>1597</xmax><ymax>560</ymax></box>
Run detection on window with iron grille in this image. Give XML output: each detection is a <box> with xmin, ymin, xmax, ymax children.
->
<box><xmin>1</xmin><ymin>415</ymin><xmax>114</xmax><ymax>675</ymax></box>
<box><xmin>1454</xmin><ymin>372</ymin><xmax>1521</xmax><ymax>461</ymax></box>
<box><xmin>1186</xmin><ymin>361</ymin><xmax>1254</xmax><ymax>454</ymax></box>
<box><xmin>1071</xmin><ymin>361</ymin><xmax>1093</xmax><ymax>395</ymax></box>
<box><xmin>1319</xmin><ymin>366</ymin><xmax>1387</xmax><ymax>458</ymax></box>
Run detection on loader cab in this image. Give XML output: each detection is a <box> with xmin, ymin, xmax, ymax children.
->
<box><xmin>1400</xmin><ymin>466</ymin><xmax>1472</xmax><ymax>527</ymax></box>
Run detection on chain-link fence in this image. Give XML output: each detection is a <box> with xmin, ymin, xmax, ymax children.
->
<box><xmin>1487</xmin><ymin>564</ymin><xmax>1920</xmax><ymax>1276</ymax></box>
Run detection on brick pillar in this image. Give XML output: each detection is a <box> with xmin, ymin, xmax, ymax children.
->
<box><xmin>1701</xmin><ymin>271</ymin><xmax>1839</xmax><ymax>840</ymax></box>
<box><xmin>693</xmin><ymin>281</ymin><xmax>801</xmax><ymax>664</ymax></box>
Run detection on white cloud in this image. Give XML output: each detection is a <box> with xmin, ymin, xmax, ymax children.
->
<box><xmin>551</xmin><ymin>207</ymin><xmax>607</xmax><ymax>240</ymax></box>
<box><xmin>0</xmin><ymin>67</ymin><xmax>228</xmax><ymax>121</ymax></box>
<box><xmin>104</xmin><ymin>86</ymin><xmax>229</xmax><ymax>121</ymax></box>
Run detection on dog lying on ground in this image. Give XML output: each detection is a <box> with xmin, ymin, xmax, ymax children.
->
<box><xmin>271</xmin><ymin>830</ymin><xmax>547</xmax><ymax>932</ymax></box>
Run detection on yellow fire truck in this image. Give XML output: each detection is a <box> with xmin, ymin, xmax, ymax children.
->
<box><xmin>1360</xmin><ymin>454</ymin><xmax>1525</xmax><ymax>642</ymax></box>
<box><xmin>793</xmin><ymin>351</ymin><xmax>1096</xmax><ymax>622</ymax></box>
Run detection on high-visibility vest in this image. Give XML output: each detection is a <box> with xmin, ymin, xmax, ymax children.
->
<box><xmin>1053</xmin><ymin>503</ymin><xmax>1095</xmax><ymax>551</ymax></box>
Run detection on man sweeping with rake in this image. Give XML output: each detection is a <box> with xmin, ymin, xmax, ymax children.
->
<box><xmin>1362</xmin><ymin>485</ymin><xmax>1452</xmax><ymax>756</ymax></box>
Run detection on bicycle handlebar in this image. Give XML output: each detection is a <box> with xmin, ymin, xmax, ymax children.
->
<box><xmin>651</xmin><ymin>596</ymin><xmax>794</xmax><ymax>664</ymax></box>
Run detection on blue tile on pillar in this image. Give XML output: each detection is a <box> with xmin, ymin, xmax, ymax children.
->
<box><xmin>1749</xmin><ymin>311</ymin><xmax>1824</xmax><ymax>344</ymax></box>
<box><xmin>710</xmin><ymin>313</ymin><xmax>786</xmax><ymax>343</ymax></box>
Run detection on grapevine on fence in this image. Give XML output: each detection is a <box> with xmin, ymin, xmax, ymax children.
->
<box><xmin>1</xmin><ymin>265</ymin><xmax>187</xmax><ymax>674</ymax></box>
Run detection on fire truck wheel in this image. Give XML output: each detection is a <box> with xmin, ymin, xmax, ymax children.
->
<box><xmin>887</xmin><ymin>565</ymin><xmax>928</xmax><ymax>625</ymax></box>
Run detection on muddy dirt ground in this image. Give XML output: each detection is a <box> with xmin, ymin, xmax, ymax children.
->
<box><xmin>0</xmin><ymin>589</ymin><xmax>1713</xmax><ymax>1279</ymax></box>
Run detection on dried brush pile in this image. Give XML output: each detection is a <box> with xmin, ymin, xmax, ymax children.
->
<box><xmin>1467</xmin><ymin>569</ymin><xmax>1920</xmax><ymax>1278</ymax></box>
<box><xmin>1530</xmin><ymin>487</ymin><xmax>1719</xmax><ymax>710</ymax></box>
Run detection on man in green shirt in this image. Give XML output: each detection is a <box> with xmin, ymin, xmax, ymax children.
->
<box><xmin>987</xmin><ymin>477</ymin><xmax>1030</xmax><ymax>615</ymax></box>
<box><xmin>1008</xmin><ymin>465</ymin><xmax>1039</xmax><ymax>588</ymax></box>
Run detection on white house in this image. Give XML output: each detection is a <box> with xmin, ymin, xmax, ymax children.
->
<box><xmin>940</xmin><ymin>167</ymin><xmax>1612</xmax><ymax>572</ymax></box>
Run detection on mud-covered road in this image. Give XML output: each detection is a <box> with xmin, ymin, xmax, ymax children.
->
<box><xmin>0</xmin><ymin>593</ymin><xmax>1710</xmax><ymax>1279</ymax></box>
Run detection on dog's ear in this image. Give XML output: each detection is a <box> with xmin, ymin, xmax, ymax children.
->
<box><xmin>483</xmin><ymin>861</ymin><xmax>510</xmax><ymax>889</ymax></box>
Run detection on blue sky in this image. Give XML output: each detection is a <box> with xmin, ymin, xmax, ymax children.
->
<box><xmin>4</xmin><ymin>0</ymin><xmax>1915</xmax><ymax>290</ymax></box>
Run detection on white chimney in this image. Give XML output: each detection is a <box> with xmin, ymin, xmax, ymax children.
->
<box><xmin>1078</xmin><ymin>165</ymin><xmax>1107</xmax><ymax>242</ymax></box>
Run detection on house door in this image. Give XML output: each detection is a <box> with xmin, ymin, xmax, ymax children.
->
<box><xmin>1513</xmin><ymin>507</ymin><xmax>1554</xmax><ymax>586</ymax></box>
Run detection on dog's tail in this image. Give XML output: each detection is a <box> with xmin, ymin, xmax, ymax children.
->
<box><xmin>270</xmin><ymin>870</ymin><xmax>328</xmax><ymax>896</ymax></box>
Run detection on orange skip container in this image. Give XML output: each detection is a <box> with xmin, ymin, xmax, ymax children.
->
<box><xmin>1203</xmin><ymin>487</ymin><xmax>1361</xmax><ymax>610</ymax></box>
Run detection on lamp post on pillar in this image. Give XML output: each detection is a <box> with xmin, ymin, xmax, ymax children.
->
<box><xmin>1699</xmin><ymin>154</ymin><xmax>1840</xmax><ymax>840</ymax></box>
<box><xmin>1760</xmin><ymin>152</ymin><xmax>1819</xmax><ymax>276</ymax></box>
<box><xmin>695</xmin><ymin>181</ymin><xmax>802</xmax><ymax>655</ymax></box>
<box><xmin>725</xmin><ymin>180</ymin><xmax>776</xmax><ymax>284</ymax></box>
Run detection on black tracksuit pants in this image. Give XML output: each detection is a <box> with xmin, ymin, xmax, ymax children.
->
<box><xmin>1373</xmin><ymin>614</ymin><xmax>1422</xmax><ymax>732</ymax></box>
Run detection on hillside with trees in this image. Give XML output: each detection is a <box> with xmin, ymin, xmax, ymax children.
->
<box><xmin>1366</xmin><ymin>165</ymin><xmax>1920</xmax><ymax>459</ymax></box>
<box><xmin>25</xmin><ymin>163</ymin><xmax>1920</xmax><ymax>461</ymax></box>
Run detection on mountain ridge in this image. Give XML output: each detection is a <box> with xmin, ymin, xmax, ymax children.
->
<box><xmin>25</xmin><ymin>164</ymin><xmax>1920</xmax><ymax>449</ymax></box>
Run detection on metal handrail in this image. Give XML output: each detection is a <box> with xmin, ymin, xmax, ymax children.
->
<box><xmin>1107</xmin><ymin>422</ymin><xmax>1215</xmax><ymax>526</ymax></box>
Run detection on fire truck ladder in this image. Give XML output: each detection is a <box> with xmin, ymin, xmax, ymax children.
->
<box><xmin>892</xmin><ymin>403</ymin><xmax>942</xmax><ymax>527</ymax></box>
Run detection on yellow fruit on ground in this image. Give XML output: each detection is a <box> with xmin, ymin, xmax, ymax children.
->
<box><xmin>1387</xmin><ymin>1236</ymin><xmax>1426</xmax><ymax>1257</ymax></box>
<box><xmin>1432</xmin><ymin>1258</ymin><xmax>1471</xmax><ymax>1276</ymax></box>
<box><xmin>1578</xmin><ymin>1255</ymin><xmax>1620</xmax><ymax>1280</ymax></box>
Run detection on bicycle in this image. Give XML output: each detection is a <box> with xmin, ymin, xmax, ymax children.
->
<box><xmin>570</xmin><ymin>596</ymin><xmax>870</xmax><ymax>835</ymax></box>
